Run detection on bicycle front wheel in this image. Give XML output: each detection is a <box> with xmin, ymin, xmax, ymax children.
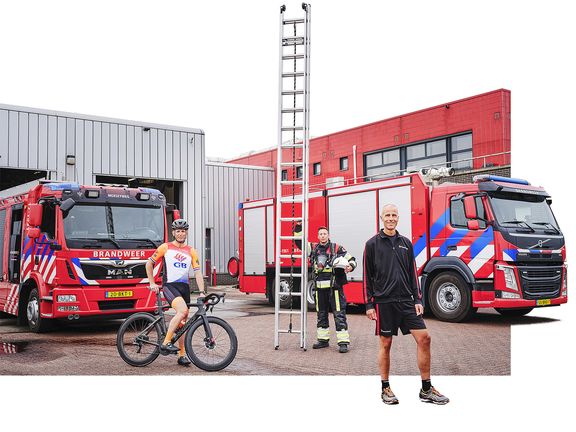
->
<box><xmin>117</xmin><ymin>313</ymin><xmax>162</xmax><ymax>367</ymax></box>
<box><xmin>184</xmin><ymin>316</ymin><xmax>238</xmax><ymax>371</ymax></box>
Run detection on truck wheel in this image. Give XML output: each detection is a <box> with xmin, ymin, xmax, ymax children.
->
<box><xmin>268</xmin><ymin>278</ymin><xmax>294</xmax><ymax>309</ymax></box>
<box><xmin>305</xmin><ymin>280</ymin><xmax>316</xmax><ymax>311</ymax></box>
<box><xmin>27</xmin><ymin>288</ymin><xmax>53</xmax><ymax>333</ymax></box>
<box><xmin>495</xmin><ymin>307</ymin><xmax>533</xmax><ymax>317</ymax></box>
<box><xmin>428</xmin><ymin>272</ymin><xmax>475</xmax><ymax>322</ymax></box>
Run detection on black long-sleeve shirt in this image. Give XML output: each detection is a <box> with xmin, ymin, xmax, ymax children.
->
<box><xmin>363</xmin><ymin>230</ymin><xmax>422</xmax><ymax>310</ymax></box>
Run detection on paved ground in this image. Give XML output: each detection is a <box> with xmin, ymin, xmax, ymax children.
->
<box><xmin>0</xmin><ymin>285</ymin><xmax>558</xmax><ymax>376</ymax></box>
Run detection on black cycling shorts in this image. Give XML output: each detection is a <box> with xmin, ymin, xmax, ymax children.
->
<box><xmin>375</xmin><ymin>301</ymin><xmax>426</xmax><ymax>337</ymax></box>
<box><xmin>163</xmin><ymin>282</ymin><xmax>191</xmax><ymax>306</ymax></box>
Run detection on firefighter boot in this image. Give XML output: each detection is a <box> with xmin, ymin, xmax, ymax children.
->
<box><xmin>313</xmin><ymin>340</ymin><xmax>330</xmax><ymax>349</ymax></box>
<box><xmin>338</xmin><ymin>343</ymin><xmax>349</xmax><ymax>353</ymax></box>
<box><xmin>313</xmin><ymin>327</ymin><xmax>330</xmax><ymax>349</ymax></box>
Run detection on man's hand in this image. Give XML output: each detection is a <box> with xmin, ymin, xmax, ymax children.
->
<box><xmin>345</xmin><ymin>265</ymin><xmax>352</xmax><ymax>273</ymax></box>
<box><xmin>415</xmin><ymin>304</ymin><xmax>424</xmax><ymax>316</ymax></box>
<box><xmin>148</xmin><ymin>283</ymin><xmax>160</xmax><ymax>293</ymax></box>
<box><xmin>366</xmin><ymin>308</ymin><xmax>377</xmax><ymax>320</ymax></box>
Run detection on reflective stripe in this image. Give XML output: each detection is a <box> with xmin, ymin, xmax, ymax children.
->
<box><xmin>334</xmin><ymin>288</ymin><xmax>341</xmax><ymax>311</ymax></box>
<box><xmin>315</xmin><ymin>290</ymin><xmax>319</xmax><ymax>312</ymax></box>
<box><xmin>317</xmin><ymin>327</ymin><xmax>330</xmax><ymax>341</ymax></box>
<box><xmin>336</xmin><ymin>329</ymin><xmax>350</xmax><ymax>344</ymax></box>
<box><xmin>316</xmin><ymin>280</ymin><xmax>332</xmax><ymax>288</ymax></box>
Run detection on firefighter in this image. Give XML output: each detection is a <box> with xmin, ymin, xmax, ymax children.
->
<box><xmin>295</xmin><ymin>224</ymin><xmax>356</xmax><ymax>353</ymax></box>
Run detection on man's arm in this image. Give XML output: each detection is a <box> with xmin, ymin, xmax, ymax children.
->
<box><xmin>363</xmin><ymin>242</ymin><xmax>376</xmax><ymax>319</ymax></box>
<box><xmin>406</xmin><ymin>240</ymin><xmax>423</xmax><ymax>306</ymax></box>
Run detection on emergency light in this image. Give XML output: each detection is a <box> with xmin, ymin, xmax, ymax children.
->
<box><xmin>473</xmin><ymin>175</ymin><xmax>530</xmax><ymax>185</ymax></box>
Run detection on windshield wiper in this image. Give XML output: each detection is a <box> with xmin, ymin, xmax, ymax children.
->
<box><xmin>501</xmin><ymin>220</ymin><xmax>535</xmax><ymax>232</ymax></box>
<box><xmin>93</xmin><ymin>238</ymin><xmax>121</xmax><ymax>249</ymax></box>
<box><xmin>532</xmin><ymin>222</ymin><xmax>560</xmax><ymax>234</ymax></box>
<box><xmin>121</xmin><ymin>238</ymin><xmax>159</xmax><ymax>248</ymax></box>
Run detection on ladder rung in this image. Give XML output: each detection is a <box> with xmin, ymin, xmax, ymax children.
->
<box><xmin>279</xmin><ymin>198</ymin><xmax>304</xmax><ymax>204</ymax></box>
<box><xmin>282</xmin><ymin>108</ymin><xmax>304</xmax><ymax>113</ymax></box>
<box><xmin>282</xmin><ymin>72</ymin><xmax>305</xmax><ymax>77</ymax></box>
<box><xmin>279</xmin><ymin>254</ymin><xmax>303</xmax><ymax>259</ymax></box>
<box><xmin>282</xmin><ymin>54</ymin><xmax>305</xmax><ymax>60</ymax></box>
<box><xmin>279</xmin><ymin>236</ymin><xmax>302</xmax><ymax>241</ymax></box>
<box><xmin>282</xmin><ymin>90</ymin><xmax>305</xmax><ymax>95</ymax></box>
<box><xmin>280</xmin><ymin>144</ymin><xmax>303</xmax><ymax>149</ymax></box>
<box><xmin>283</xmin><ymin>18</ymin><xmax>305</xmax><ymax>25</ymax></box>
<box><xmin>280</xmin><ymin>217</ymin><xmax>303</xmax><ymax>221</ymax></box>
<box><xmin>278</xmin><ymin>273</ymin><xmax>303</xmax><ymax>278</ymax></box>
<box><xmin>277</xmin><ymin>310</ymin><xmax>303</xmax><ymax>315</ymax></box>
<box><xmin>282</xmin><ymin>37</ymin><xmax>305</xmax><ymax>46</ymax></box>
<box><xmin>281</xmin><ymin>127</ymin><xmax>304</xmax><ymax>131</ymax></box>
<box><xmin>280</xmin><ymin>180</ymin><xmax>303</xmax><ymax>185</ymax></box>
<box><xmin>278</xmin><ymin>330</ymin><xmax>303</xmax><ymax>334</ymax></box>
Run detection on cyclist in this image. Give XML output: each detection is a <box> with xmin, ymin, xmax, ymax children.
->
<box><xmin>145</xmin><ymin>218</ymin><xmax>206</xmax><ymax>367</ymax></box>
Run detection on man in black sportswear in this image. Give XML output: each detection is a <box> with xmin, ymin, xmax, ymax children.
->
<box><xmin>363</xmin><ymin>204</ymin><xmax>449</xmax><ymax>405</ymax></box>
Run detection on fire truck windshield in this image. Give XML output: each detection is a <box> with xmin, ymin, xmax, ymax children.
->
<box><xmin>488</xmin><ymin>193</ymin><xmax>560</xmax><ymax>232</ymax></box>
<box><xmin>63</xmin><ymin>204</ymin><xmax>165</xmax><ymax>249</ymax></box>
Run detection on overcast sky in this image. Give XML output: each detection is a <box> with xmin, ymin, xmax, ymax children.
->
<box><xmin>1</xmin><ymin>0</ymin><xmax>575</xmax><ymax>430</ymax></box>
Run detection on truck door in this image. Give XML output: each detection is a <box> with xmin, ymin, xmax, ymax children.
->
<box><xmin>8</xmin><ymin>204</ymin><xmax>23</xmax><ymax>283</ymax></box>
<box><xmin>447</xmin><ymin>194</ymin><xmax>494</xmax><ymax>279</ymax></box>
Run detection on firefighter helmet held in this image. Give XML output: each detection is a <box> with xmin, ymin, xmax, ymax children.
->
<box><xmin>172</xmin><ymin>219</ymin><xmax>189</xmax><ymax>230</ymax></box>
<box><xmin>332</xmin><ymin>256</ymin><xmax>349</xmax><ymax>269</ymax></box>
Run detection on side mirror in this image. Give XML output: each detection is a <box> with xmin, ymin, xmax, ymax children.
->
<box><xmin>467</xmin><ymin>220</ymin><xmax>480</xmax><ymax>231</ymax></box>
<box><xmin>27</xmin><ymin>227</ymin><xmax>41</xmax><ymax>239</ymax></box>
<box><xmin>28</xmin><ymin>204</ymin><xmax>43</xmax><ymax>226</ymax></box>
<box><xmin>463</xmin><ymin>196</ymin><xmax>477</xmax><ymax>219</ymax></box>
<box><xmin>60</xmin><ymin>198</ymin><xmax>76</xmax><ymax>212</ymax></box>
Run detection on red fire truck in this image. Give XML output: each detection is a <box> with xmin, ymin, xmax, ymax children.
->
<box><xmin>230</xmin><ymin>172</ymin><xmax>567</xmax><ymax>322</ymax></box>
<box><xmin>0</xmin><ymin>181</ymin><xmax>178</xmax><ymax>332</ymax></box>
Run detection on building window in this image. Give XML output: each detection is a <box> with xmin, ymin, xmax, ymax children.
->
<box><xmin>406</xmin><ymin>139</ymin><xmax>447</xmax><ymax>172</ymax></box>
<box><xmin>362</xmin><ymin>131</ymin><xmax>473</xmax><ymax>180</ymax></box>
<box><xmin>340</xmin><ymin>157</ymin><xmax>348</xmax><ymax>171</ymax></box>
<box><xmin>364</xmin><ymin>149</ymin><xmax>400</xmax><ymax>180</ymax></box>
<box><xmin>450</xmin><ymin>133</ymin><xmax>473</xmax><ymax>171</ymax></box>
<box><xmin>313</xmin><ymin>162</ymin><xmax>321</xmax><ymax>176</ymax></box>
<box><xmin>281</xmin><ymin>170</ymin><xmax>288</xmax><ymax>181</ymax></box>
<box><xmin>296</xmin><ymin>166</ymin><xmax>303</xmax><ymax>179</ymax></box>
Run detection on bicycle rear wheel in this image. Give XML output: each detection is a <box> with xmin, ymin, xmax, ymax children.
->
<box><xmin>184</xmin><ymin>316</ymin><xmax>238</xmax><ymax>371</ymax></box>
<box><xmin>117</xmin><ymin>313</ymin><xmax>162</xmax><ymax>367</ymax></box>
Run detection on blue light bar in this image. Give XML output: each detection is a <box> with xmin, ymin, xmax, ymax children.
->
<box><xmin>138</xmin><ymin>187</ymin><xmax>161</xmax><ymax>195</ymax></box>
<box><xmin>473</xmin><ymin>175</ymin><xmax>530</xmax><ymax>186</ymax></box>
<box><xmin>44</xmin><ymin>182</ymin><xmax>81</xmax><ymax>191</ymax></box>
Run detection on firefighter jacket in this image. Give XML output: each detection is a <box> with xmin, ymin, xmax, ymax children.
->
<box><xmin>309</xmin><ymin>241</ymin><xmax>356</xmax><ymax>289</ymax></box>
<box><xmin>363</xmin><ymin>230</ymin><xmax>422</xmax><ymax>309</ymax></box>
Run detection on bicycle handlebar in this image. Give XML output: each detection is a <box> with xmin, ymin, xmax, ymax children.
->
<box><xmin>154</xmin><ymin>290</ymin><xmax>225</xmax><ymax>311</ymax></box>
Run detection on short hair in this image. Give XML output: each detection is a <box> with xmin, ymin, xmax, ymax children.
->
<box><xmin>381</xmin><ymin>203</ymin><xmax>399</xmax><ymax>215</ymax></box>
<box><xmin>317</xmin><ymin>226</ymin><xmax>329</xmax><ymax>233</ymax></box>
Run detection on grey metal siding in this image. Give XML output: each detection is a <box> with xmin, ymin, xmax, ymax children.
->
<box><xmin>1</xmin><ymin>103</ymin><xmax>205</xmax><ymax>271</ymax></box>
<box><xmin>205</xmin><ymin>162</ymin><xmax>274</xmax><ymax>274</ymax></box>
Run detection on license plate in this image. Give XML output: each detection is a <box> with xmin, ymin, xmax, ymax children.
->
<box><xmin>537</xmin><ymin>299</ymin><xmax>551</xmax><ymax>306</ymax></box>
<box><xmin>105</xmin><ymin>290</ymin><xmax>133</xmax><ymax>298</ymax></box>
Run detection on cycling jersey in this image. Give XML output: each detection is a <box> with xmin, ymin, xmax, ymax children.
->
<box><xmin>149</xmin><ymin>242</ymin><xmax>201</xmax><ymax>284</ymax></box>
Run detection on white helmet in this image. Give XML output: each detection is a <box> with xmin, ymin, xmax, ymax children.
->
<box><xmin>332</xmin><ymin>256</ymin><xmax>349</xmax><ymax>269</ymax></box>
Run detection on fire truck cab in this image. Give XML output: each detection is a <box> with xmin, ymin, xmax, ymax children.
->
<box><xmin>0</xmin><ymin>181</ymin><xmax>176</xmax><ymax>332</ymax></box>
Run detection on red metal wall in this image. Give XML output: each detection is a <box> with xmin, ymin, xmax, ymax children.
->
<box><xmin>228</xmin><ymin>89</ymin><xmax>511</xmax><ymax>190</ymax></box>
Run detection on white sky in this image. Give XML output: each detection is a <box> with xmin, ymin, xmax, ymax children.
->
<box><xmin>1</xmin><ymin>0</ymin><xmax>575</xmax><ymax>430</ymax></box>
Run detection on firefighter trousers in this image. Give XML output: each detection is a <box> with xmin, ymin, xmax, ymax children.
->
<box><xmin>315</xmin><ymin>285</ymin><xmax>350</xmax><ymax>344</ymax></box>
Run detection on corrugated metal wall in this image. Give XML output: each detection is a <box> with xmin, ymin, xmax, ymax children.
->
<box><xmin>0</xmin><ymin>103</ymin><xmax>205</xmax><ymax>262</ymax></box>
<box><xmin>205</xmin><ymin>162</ymin><xmax>274</xmax><ymax>274</ymax></box>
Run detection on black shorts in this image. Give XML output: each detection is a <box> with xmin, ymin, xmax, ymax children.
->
<box><xmin>375</xmin><ymin>301</ymin><xmax>426</xmax><ymax>337</ymax></box>
<box><xmin>163</xmin><ymin>282</ymin><xmax>191</xmax><ymax>306</ymax></box>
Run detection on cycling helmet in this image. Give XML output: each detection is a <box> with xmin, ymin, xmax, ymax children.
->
<box><xmin>172</xmin><ymin>219</ymin><xmax>189</xmax><ymax>230</ymax></box>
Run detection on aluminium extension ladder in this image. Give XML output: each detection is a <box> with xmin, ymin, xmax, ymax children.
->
<box><xmin>274</xmin><ymin>3</ymin><xmax>311</xmax><ymax>350</ymax></box>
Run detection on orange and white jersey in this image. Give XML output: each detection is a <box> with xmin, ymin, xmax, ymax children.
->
<box><xmin>149</xmin><ymin>242</ymin><xmax>201</xmax><ymax>284</ymax></box>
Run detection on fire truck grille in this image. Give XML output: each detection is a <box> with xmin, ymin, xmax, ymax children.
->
<box><xmin>98</xmin><ymin>300</ymin><xmax>136</xmax><ymax>311</ymax></box>
<box><xmin>80</xmin><ymin>263</ymin><xmax>147</xmax><ymax>280</ymax></box>
<box><xmin>517</xmin><ymin>265</ymin><xmax>562</xmax><ymax>300</ymax></box>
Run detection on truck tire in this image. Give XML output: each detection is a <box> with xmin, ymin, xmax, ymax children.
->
<box><xmin>267</xmin><ymin>278</ymin><xmax>294</xmax><ymax>309</ymax></box>
<box><xmin>27</xmin><ymin>288</ymin><xmax>53</xmax><ymax>333</ymax></box>
<box><xmin>495</xmin><ymin>307</ymin><xmax>533</xmax><ymax>317</ymax></box>
<box><xmin>428</xmin><ymin>272</ymin><xmax>476</xmax><ymax>322</ymax></box>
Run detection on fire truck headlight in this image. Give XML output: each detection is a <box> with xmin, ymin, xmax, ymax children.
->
<box><xmin>501</xmin><ymin>291</ymin><xmax>521</xmax><ymax>299</ymax></box>
<box><xmin>496</xmin><ymin>265</ymin><xmax>519</xmax><ymax>291</ymax></box>
<box><xmin>57</xmin><ymin>295</ymin><xmax>77</xmax><ymax>303</ymax></box>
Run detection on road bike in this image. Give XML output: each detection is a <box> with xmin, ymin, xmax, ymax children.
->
<box><xmin>116</xmin><ymin>292</ymin><xmax>237</xmax><ymax>371</ymax></box>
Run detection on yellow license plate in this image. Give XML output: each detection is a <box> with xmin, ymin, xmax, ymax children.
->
<box><xmin>105</xmin><ymin>290</ymin><xmax>133</xmax><ymax>298</ymax></box>
<box><xmin>537</xmin><ymin>299</ymin><xmax>551</xmax><ymax>306</ymax></box>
